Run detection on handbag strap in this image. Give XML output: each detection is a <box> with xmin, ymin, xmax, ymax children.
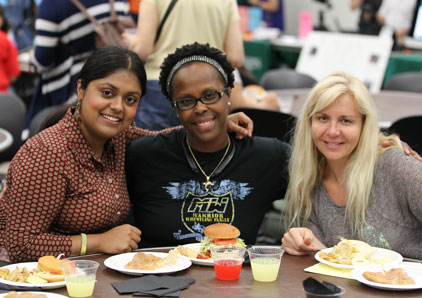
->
<box><xmin>71</xmin><ymin>0</ymin><xmax>118</xmax><ymax>25</ymax></box>
<box><xmin>108</xmin><ymin>0</ymin><xmax>118</xmax><ymax>21</ymax></box>
<box><xmin>154</xmin><ymin>0</ymin><xmax>178</xmax><ymax>44</ymax></box>
<box><xmin>70</xmin><ymin>0</ymin><xmax>100</xmax><ymax>26</ymax></box>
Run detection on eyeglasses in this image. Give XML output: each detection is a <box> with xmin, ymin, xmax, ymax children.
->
<box><xmin>173</xmin><ymin>88</ymin><xmax>228</xmax><ymax>110</ymax></box>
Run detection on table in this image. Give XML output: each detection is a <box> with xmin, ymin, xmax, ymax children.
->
<box><xmin>46</xmin><ymin>248</ymin><xmax>422</xmax><ymax>298</ymax></box>
<box><xmin>0</xmin><ymin>128</ymin><xmax>13</xmax><ymax>153</ymax></box>
<box><xmin>384</xmin><ymin>53</ymin><xmax>422</xmax><ymax>84</ymax></box>
<box><xmin>276</xmin><ymin>89</ymin><xmax>422</xmax><ymax>127</ymax></box>
<box><xmin>243</xmin><ymin>39</ymin><xmax>301</xmax><ymax>81</ymax></box>
<box><xmin>244</xmin><ymin>38</ymin><xmax>422</xmax><ymax>84</ymax></box>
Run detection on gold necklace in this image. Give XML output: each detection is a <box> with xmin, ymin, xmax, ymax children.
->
<box><xmin>186</xmin><ymin>136</ymin><xmax>231</xmax><ymax>192</ymax></box>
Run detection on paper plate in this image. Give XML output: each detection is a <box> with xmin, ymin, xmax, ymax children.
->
<box><xmin>350</xmin><ymin>263</ymin><xmax>422</xmax><ymax>291</ymax></box>
<box><xmin>0</xmin><ymin>293</ymin><xmax>68</xmax><ymax>298</ymax></box>
<box><xmin>315</xmin><ymin>247</ymin><xmax>403</xmax><ymax>269</ymax></box>
<box><xmin>177</xmin><ymin>243</ymin><xmax>214</xmax><ymax>267</ymax></box>
<box><xmin>104</xmin><ymin>252</ymin><xmax>192</xmax><ymax>275</ymax></box>
<box><xmin>0</xmin><ymin>262</ymin><xmax>65</xmax><ymax>289</ymax></box>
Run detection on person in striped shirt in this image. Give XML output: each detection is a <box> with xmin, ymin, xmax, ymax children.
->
<box><xmin>28</xmin><ymin>0</ymin><xmax>131</xmax><ymax>127</ymax></box>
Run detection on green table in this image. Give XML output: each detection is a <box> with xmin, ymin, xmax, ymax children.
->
<box><xmin>383</xmin><ymin>52</ymin><xmax>422</xmax><ymax>84</ymax></box>
<box><xmin>243</xmin><ymin>40</ymin><xmax>300</xmax><ymax>81</ymax></box>
<box><xmin>244</xmin><ymin>39</ymin><xmax>422</xmax><ymax>86</ymax></box>
<box><xmin>243</xmin><ymin>40</ymin><xmax>274</xmax><ymax>81</ymax></box>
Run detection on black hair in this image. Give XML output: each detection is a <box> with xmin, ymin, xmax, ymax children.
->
<box><xmin>0</xmin><ymin>5</ymin><xmax>10</xmax><ymax>33</ymax></box>
<box><xmin>159</xmin><ymin>42</ymin><xmax>235</xmax><ymax>101</ymax></box>
<box><xmin>78</xmin><ymin>46</ymin><xmax>147</xmax><ymax>96</ymax></box>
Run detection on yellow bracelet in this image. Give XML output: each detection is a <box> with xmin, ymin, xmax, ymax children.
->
<box><xmin>80</xmin><ymin>233</ymin><xmax>87</xmax><ymax>255</ymax></box>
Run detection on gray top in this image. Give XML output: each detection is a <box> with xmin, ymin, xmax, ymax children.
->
<box><xmin>306</xmin><ymin>148</ymin><xmax>422</xmax><ymax>259</ymax></box>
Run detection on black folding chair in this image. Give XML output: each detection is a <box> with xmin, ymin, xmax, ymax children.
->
<box><xmin>230</xmin><ymin>108</ymin><xmax>296</xmax><ymax>143</ymax></box>
<box><xmin>0</xmin><ymin>94</ymin><xmax>26</xmax><ymax>162</ymax></box>
<box><xmin>28</xmin><ymin>104</ymin><xmax>69</xmax><ymax>138</ymax></box>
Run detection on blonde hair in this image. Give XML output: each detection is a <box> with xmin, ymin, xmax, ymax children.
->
<box><xmin>285</xmin><ymin>72</ymin><xmax>390</xmax><ymax>236</ymax></box>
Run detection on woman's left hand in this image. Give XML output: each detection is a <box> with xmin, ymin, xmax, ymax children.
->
<box><xmin>227</xmin><ymin>112</ymin><xmax>253</xmax><ymax>139</ymax></box>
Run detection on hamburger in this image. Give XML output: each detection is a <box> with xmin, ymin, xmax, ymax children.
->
<box><xmin>199</xmin><ymin>223</ymin><xmax>246</xmax><ymax>259</ymax></box>
<box><xmin>35</xmin><ymin>255</ymin><xmax>65</xmax><ymax>282</ymax></box>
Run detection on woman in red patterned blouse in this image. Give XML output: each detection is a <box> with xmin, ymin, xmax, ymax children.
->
<box><xmin>0</xmin><ymin>46</ymin><xmax>252</xmax><ymax>262</ymax></box>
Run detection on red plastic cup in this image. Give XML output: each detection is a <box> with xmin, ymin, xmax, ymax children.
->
<box><xmin>211</xmin><ymin>245</ymin><xmax>246</xmax><ymax>280</ymax></box>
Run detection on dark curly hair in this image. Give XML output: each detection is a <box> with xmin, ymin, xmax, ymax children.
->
<box><xmin>159</xmin><ymin>42</ymin><xmax>235</xmax><ymax>101</ymax></box>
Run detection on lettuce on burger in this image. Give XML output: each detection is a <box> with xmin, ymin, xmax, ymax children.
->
<box><xmin>199</xmin><ymin>223</ymin><xmax>246</xmax><ymax>259</ymax></box>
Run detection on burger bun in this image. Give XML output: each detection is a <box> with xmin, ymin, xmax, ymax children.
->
<box><xmin>38</xmin><ymin>255</ymin><xmax>64</xmax><ymax>275</ymax></box>
<box><xmin>204</xmin><ymin>223</ymin><xmax>240</xmax><ymax>239</ymax></box>
<box><xmin>36</xmin><ymin>272</ymin><xmax>65</xmax><ymax>282</ymax></box>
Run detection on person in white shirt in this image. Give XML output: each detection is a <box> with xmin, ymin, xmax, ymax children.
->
<box><xmin>376</xmin><ymin>0</ymin><xmax>417</xmax><ymax>47</ymax></box>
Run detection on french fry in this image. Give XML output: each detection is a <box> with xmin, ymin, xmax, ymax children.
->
<box><xmin>0</xmin><ymin>268</ymin><xmax>9</xmax><ymax>279</ymax></box>
<box><xmin>1</xmin><ymin>266</ymin><xmax>30</xmax><ymax>283</ymax></box>
<box><xmin>8</xmin><ymin>268</ymin><xmax>18</xmax><ymax>281</ymax></box>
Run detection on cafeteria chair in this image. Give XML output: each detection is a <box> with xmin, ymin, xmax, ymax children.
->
<box><xmin>388</xmin><ymin>116</ymin><xmax>422</xmax><ymax>155</ymax></box>
<box><xmin>28</xmin><ymin>104</ymin><xmax>69</xmax><ymax>138</ymax></box>
<box><xmin>382</xmin><ymin>72</ymin><xmax>422</xmax><ymax>93</ymax></box>
<box><xmin>259</xmin><ymin>68</ymin><xmax>317</xmax><ymax>90</ymax></box>
<box><xmin>0</xmin><ymin>93</ymin><xmax>26</xmax><ymax>162</ymax></box>
<box><xmin>230</xmin><ymin>108</ymin><xmax>296</xmax><ymax>143</ymax></box>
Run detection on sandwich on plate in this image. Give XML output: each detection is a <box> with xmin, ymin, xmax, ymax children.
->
<box><xmin>199</xmin><ymin>223</ymin><xmax>246</xmax><ymax>259</ymax></box>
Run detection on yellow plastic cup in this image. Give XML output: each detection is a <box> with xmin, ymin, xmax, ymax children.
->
<box><xmin>61</xmin><ymin>260</ymin><xmax>99</xmax><ymax>298</ymax></box>
<box><xmin>247</xmin><ymin>246</ymin><xmax>284</xmax><ymax>282</ymax></box>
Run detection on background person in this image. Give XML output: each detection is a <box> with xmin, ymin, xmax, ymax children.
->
<box><xmin>126</xmin><ymin>43</ymin><xmax>290</xmax><ymax>247</ymax></box>
<box><xmin>122</xmin><ymin>0</ymin><xmax>245</xmax><ymax>130</ymax></box>
<box><xmin>1</xmin><ymin>0</ymin><xmax>37</xmax><ymax>51</ymax></box>
<box><xmin>282</xmin><ymin>73</ymin><xmax>422</xmax><ymax>259</ymax></box>
<box><xmin>0</xmin><ymin>46</ymin><xmax>252</xmax><ymax>262</ymax></box>
<box><xmin>0</xmin><ymin>4</ymin><xmax>20</xmax><ymax>93</ymax></box>
<box><xmin>27</xmin><ymin>0</ymin><xmax>131</xmax><ymax>127</ymax></box>
<box><xmin>247</xmin><ymin>0</ymin><xmax>284</xmax><ymax>31</ymax></box>
<box><xmin>376</xmin><ymin>0</ymin><xmax>417</xmax><ymax>48</ymax></box>
<box><xmin>230</xmin><ymin>68</ymin><xmax>281</xmax><ymax>112</ymax></box>
<box><xmin>350</xmin><ymin>0</ymin><xmax>382</xmax><ymax>35</ymax></box>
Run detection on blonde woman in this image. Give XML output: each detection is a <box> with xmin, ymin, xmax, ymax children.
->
<box><xmin>282</xmin><ymin>72</ymin><xmax>422</xmax><ymax>259</ymax></box>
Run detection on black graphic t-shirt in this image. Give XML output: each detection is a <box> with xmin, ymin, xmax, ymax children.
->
<box><xmin>126</xmin><ymin>129</ymin><xmax>290</xmax><ymax>247</ymax></box>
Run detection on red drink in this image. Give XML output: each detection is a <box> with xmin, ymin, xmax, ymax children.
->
<box><xmin>213</xmin><ymin>260</ymin><xmax>243</xmax><ymax>280</ymax></box>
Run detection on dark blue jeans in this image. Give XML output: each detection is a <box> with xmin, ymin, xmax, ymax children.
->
<box><xmin>135</xmin><ymin>80</ymin><xmax>180</xmax><ymax>130</ymax></box>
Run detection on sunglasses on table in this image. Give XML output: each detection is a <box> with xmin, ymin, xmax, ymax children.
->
<box><xmin>173</xmin><ymin>88</ymin><xmax>229</xmax><ymax>110</ymax></box>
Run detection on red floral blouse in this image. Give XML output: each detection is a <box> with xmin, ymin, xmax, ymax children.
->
<box><xmin>0</xmin><ymin>108</ymin><xmax>170</xmax><ymax>262</ymax></box>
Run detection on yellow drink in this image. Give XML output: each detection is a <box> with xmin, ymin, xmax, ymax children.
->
<box><xmin>250</xmin><ymin>257</ymin><xmax>281</xmax><ymax>282</ymax></box>
<box><xmin>66</xmin><ymin>275</ymin><xmax>96</xmax><ymax>297</ymax></box>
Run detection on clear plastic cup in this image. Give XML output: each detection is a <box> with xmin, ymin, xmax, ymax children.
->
<box><xmin>247</xmin><ymin>246</ymin><xmax>284</xmax><ymax>282</ymax></box>
<box><xmin>61</xmin><ymin>260</ymin><xmax>99</xmax><ymax>298</ymax></box>
<box><xmin>211</xmin><ymin>245</ymin><xmax>246</xmax><ymax>280</ymax></box>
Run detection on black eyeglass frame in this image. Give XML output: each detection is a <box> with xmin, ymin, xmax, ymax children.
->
<box><xmin>172</xmin><ymin>88</ymin><xmax>229</xmax><ymax>110</ymax></box>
